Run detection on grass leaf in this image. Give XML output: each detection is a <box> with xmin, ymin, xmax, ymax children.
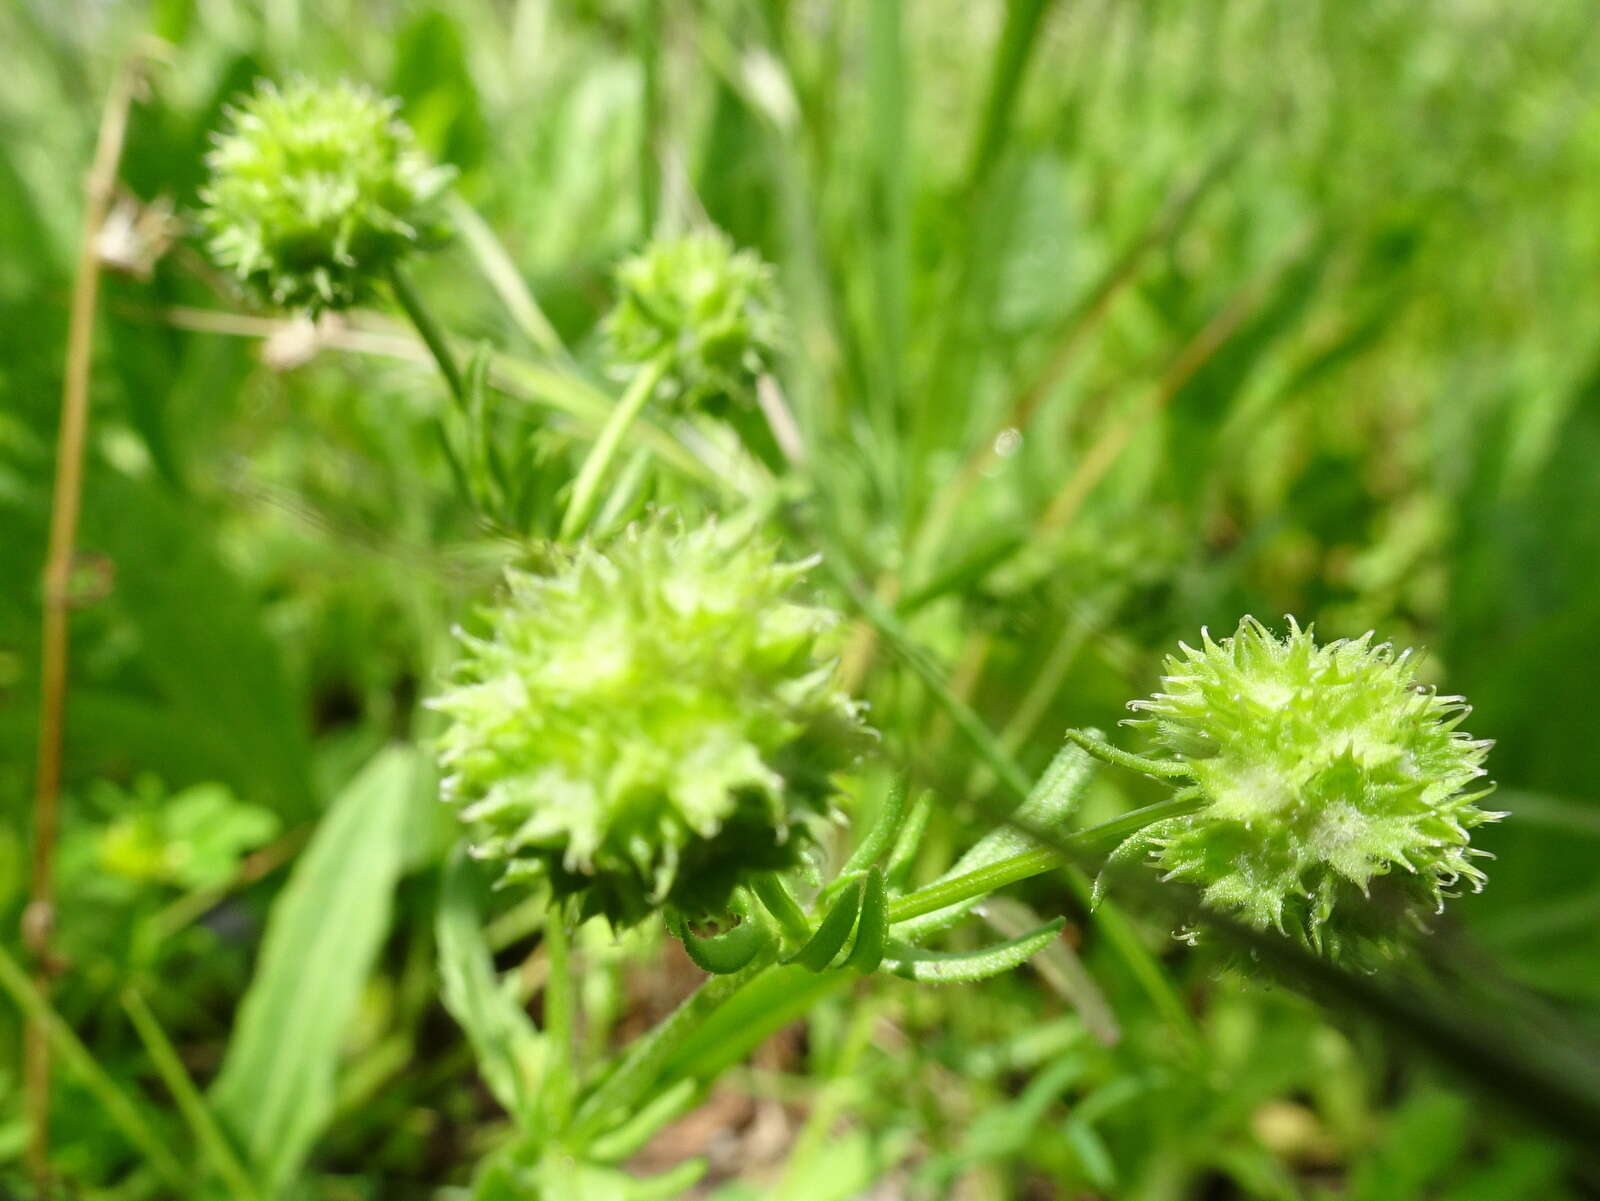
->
<box><xmin>210</xmin><ymin>746</ymin><xmax>419</xmax><ymax>1195</ymax></box>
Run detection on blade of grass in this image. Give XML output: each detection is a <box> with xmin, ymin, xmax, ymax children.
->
<box><xmin>636</xmin><ymin>0</ymin><xmax>663</xmax><ymax>234</ymax></box>
<box><xmin>0</xmin><ymin>943</ymin><xmax>187</xmax><ymax>1193</ymax></box>
<box><xmin>1041</xmin><ymin>229</ymin><xmax>1316</xmax><ymax>533</ymax></box>
<box><xmin>908</xmin><ymin>138</ymin><xmax>1246</xmax><ymax>571</ymax></box>
<box><xmin>446</xmin><ymin>194</ymin><xmax>569</xmax><ymax>361</ymax></box>
<box><xmin>121</xmin><ymin>989</ymin><xmax>262</xmax><ymax>1201</ymax></box>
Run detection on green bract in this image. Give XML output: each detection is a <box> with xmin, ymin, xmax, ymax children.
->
<box><xmin>200</xmin><ymin>78</ymin><xmax>453</xmax><ymax>311</ymax></box>
<box><xmin>604</xmin><ymin>231</ymin><xmax>780</xmax><ymax>408</ymax></box>
<box><xmin>1110</xmin><ymin>617</ymin><xmax>1500</xmax><ymax>954</ymax></box>
<box><xmin>430</xmin><ymin>516</ymin><xmax>873</xmax><ymax>926</ymax></box>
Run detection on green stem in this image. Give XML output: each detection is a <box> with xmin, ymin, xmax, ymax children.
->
<box><xmin>567</xmin><ymin>956</ymin><xmax>770</xmax><ymax>1147</ymax></box>
<box><xmin>121</xmin><ymin>989</ymin><xmax>261</xmax><ymax>1201</ymax></box>
<box><xmin>887</xmin><ymin>793</ymin><xmax>1205</xmax><ymax>925</ymax></box>
<box><xmin>543</xmin><ymin>919</ymin><xmax>575</xmax><ymax>1128</ymax></box>
<box><xmin>801</xmin><ymin>510</ymin><xmax>1197</xmax><ymax>1039</ymax></box>
<box><xmin>567</xmin><ymin>794</ymin><xmax>1199</xmax><ymax>1150</ymax></box>
<box><xmin>559</xmin><ymin>354</ymin><xmax>672</xmax><ymax>540</ymax></box>
<box><xmin>388</xmin><ymin>261</ymin><xmax>466</xmax><ymax>407</ymax></box>
<box><xmin>0</xmin><ymin>944</ymin><xmax>189</xmax><ymax>1192</ymax></box>
<box><xmin>1064</xmin><ymin>727</ymin><xmax>1191</xmax><ymax>780</ymax></box>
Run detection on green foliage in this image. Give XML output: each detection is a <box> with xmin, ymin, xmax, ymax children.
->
<box><xmin>430</xmin><ymin>514</ymin><xmax>873</xmax><ymax>925</ymax></box>
<box><xmin>4</xmin><ymin>0</ymin><xmax>1600</xmax><ymax>1196</ymax></box>
<box><xmin>1105</xmin><ymin>618</ymin><xmax>1500</xmax><ymax>954</ymax></box>
<box><xmin>210</xmin><ymin>746</ymin><xmax>421</xmax><ymax>1194</ymax></box>
<box><xmin>93</xmin><ymin>778</ymin><xmax>279</xmax><ymax>891</ymax></box>
<box><xmin>200</xmin><ymin>77</ymin><xmax>453</xmax><ymax>310</ymax></box>
<box><xmin>436</xmin><ymin>848</ymin><xmax>547</xmax><ymax>1117</ymax></box>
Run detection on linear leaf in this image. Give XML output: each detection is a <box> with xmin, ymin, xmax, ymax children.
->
<box><xmin>790</xmin><ymin>878</ymin><xmax>863</xmax><ymax>971</ymax></box>
<box><xmin>886</xmin><ymin>917</ymin><xmax>1065</xmax><ymax>984</ymax></box>
<box><xmin>437</xmin><ymin>846</ymin><xmax>547</xmax><ymax>1119</ymax></box>
<box><xmin>843</xmin><ymin>868</ymin><xmax>887</xmax><ymax>974</ymax></box>
<box><xmin>895</xmin><ymin>740</ymin><xmax>1093</xmax><ymax>941</ymax></box>
<box><xmin>210</xmin><ymin>746</ymin><xmax>419</xmax><ymax>1195</ymax></box>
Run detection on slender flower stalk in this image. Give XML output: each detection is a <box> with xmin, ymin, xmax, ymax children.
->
<box><xmin>559</xmin><ymin>353</ymin><xmax>671</xmax><ymax>539</ymax></box>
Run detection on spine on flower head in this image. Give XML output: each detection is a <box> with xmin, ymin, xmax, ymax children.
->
<box><xmin>1085</xmin><ymin>616</ymin><xmax>1501</xmax><ymax>958</ymax></box>
<box><xmin>428</xmin><ymin>512</ymin><xmax>874</xmax><ymax>927</ymax></box>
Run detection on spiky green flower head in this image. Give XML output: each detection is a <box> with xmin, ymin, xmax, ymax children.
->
<box><xmin>200</xmin><ymin>78</ymin><xmax>453</xmax><ymax>311</ymax></box>
<box><xmin>430</xmin><ymin>514</ymin><xmax>873</xmax><ymax>926</ymax></box>
<box><xmin>604</xmin><ymin>230</ymin><xmax>781</xmax><ymax>409</ymax></box>
<box><xmin>1110</xmin><ymin>617</ymin><xmax>1501</xmax><ymax>956</ymax></box>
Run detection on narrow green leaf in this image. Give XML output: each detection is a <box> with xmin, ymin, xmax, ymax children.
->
<box><xmin>843</xmin><ymin>868</ymin><xmax>887</xmax><ymax>974</ymax></box>
<box><xmin>751</xmin><ymin>873</ymin><xmax>813</xmax><ymax>945</ymax></box>
<box><xmin>588</xmin><ymin>1078</ymin><xmax>700</xmax><ymax>1163</ymax></box>
<box><xmin>885</xmin><ymin>791</ymin><xmax>933</xmax><ymax>890</ymax></box>
<box><xmin>436</xmin><ymin>846</ymin><xmax>547</xmax><ymax>1118</ymax></box>
<box><xmin>211</xmin><ymin>746</ymin><xmax>419</xmax><ymax>1195</ymax></box>
<box><xmin>790</xmin><ymin>878</ymin><xmax>863</xmax><ymax>971</ymax></box>
<box><xmin>667</xmin><ymin>893</ymin><xmax>774</xmax><ymax>975</ymax></box>
<box><xmin>835</xmin><ymin>778</ymin><xmax>909</xmax><ymax>884</ymax></box>
<box><xmin>895</xmin><ymin>740</ymin><xmax>1092</xmax><ymax>941</ymax></box>
<box><xmin>886</xmin><ymin>917</ymin><xmax>1065</xmax><ymax>984</ymax></box>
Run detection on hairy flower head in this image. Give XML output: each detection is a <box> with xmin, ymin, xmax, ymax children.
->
<box><xmin>1111</xmin><ymin>617</ymin><xmax>1499</xmax><ymax>955</ymax></box>
<box><xmin>604</xmin><ymin>231</ymin><xmax>780</xmax><ymax>409</ymax></box>
<box><xmin>430</xmin><ymin>515</ymin><xmax>872</xmax><ymax>925</ymax></box>
<box><xmin>200</xmin><ymin>78</ymin><xmax>453</xmax><ymax>311</ymax></box>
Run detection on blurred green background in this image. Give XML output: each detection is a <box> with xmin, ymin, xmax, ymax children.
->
<box><xmin>2</xmin><ymin>0</ymin><xmax>1599</xmax><ymax>1197</ymax></box>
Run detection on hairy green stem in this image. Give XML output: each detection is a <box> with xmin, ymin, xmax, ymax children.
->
<box><xmin>568</xmin><ymin>955</ymin><xmax>770</xmax><ymax>1147</ymax></box>
<box><xmin>887</xmin><ymin>793</ymin><xmax>1205</xmax><ymax>925</ymax></box>
<box><xmin>559</xmin><ymin>354</ymin><xmax>672</xmax><ymax>540</ymax></box>
<box><xmin>571</xmin><ymin>794</ymin><xmax>1199</xmax><ymax>1148</ymax></box>
<box><xmin>542</xmin><ymin>919</ymin><xmax>575</xmax><ymax>1128</ymax></box>
<box><xmin>801</xmin><ymin>509</ymin><xmax>1198</xmax><ymax>1038</ymax></box>
<box><xmin>388</xmin><ymin>261</ymin><xmax>466</xmax><ymax>407</ymax></box>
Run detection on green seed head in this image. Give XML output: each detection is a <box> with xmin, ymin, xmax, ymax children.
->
<box><xmin>429</xmin><ymin>514</ymin><xmax>873</xmax><ymax>926</ymax></box>
<box><xmin>604</xmin><ymin>230</ymin><xmax>781</xmax><ymax>409</ymax></box>
<box><xmin>1114</xmin><ymin>617</ymin><xmax>1500</xmax><ymax>955</ymax></box>
<box><xmin>200</xmin><ymin>78</ymin><xmax>453</xmax><ymax>311</ymax></box>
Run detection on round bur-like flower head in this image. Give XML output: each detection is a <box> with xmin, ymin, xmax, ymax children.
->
<box><xmin>200</xmin><ymin>78</ymin><xmax>453</xmax><ymax>311</ymax></box>
<box><xmin>604</xmin><ymin>230</ymin><xmax>780</xmax><ymax>409</ymax></box>
<box><xmin>430</xmin><ymin>516</ymin><xmax>873</xmax><ymax>926</ymax></box>
<box><xmin>1114</xmin><ymin>617</ymin><xmax>1500</xmax><ymax>955</ymax></box>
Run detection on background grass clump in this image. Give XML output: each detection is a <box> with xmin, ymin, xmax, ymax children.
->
<box><xmin>2</xmin><ymin>0</ymin><xmax>1599</xmax><ymax>1198</ymax></box>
